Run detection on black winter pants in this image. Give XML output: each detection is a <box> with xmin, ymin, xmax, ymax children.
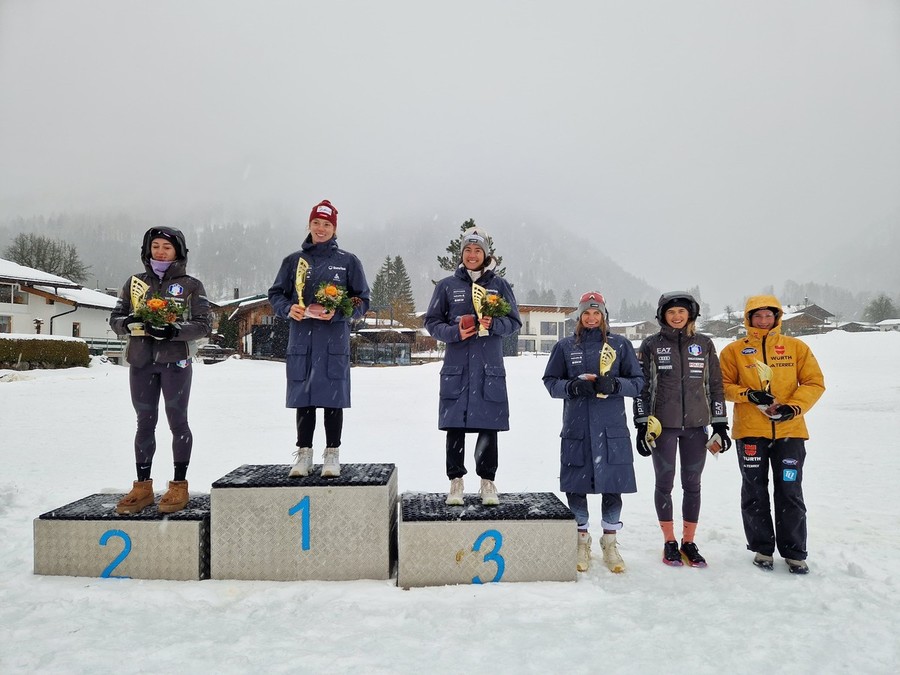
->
<box><xmin>446</xmin><ymin>429</ymin><xmax>498</xmax><ymax>481</ymax></box>
<box><xmin>296</xmin><ymin>407</ymin><xmax>343</xmax><ymax>448</ymax></box>
<box><xmin>130</xmin><ymin>361</ymin><xmax>193</xmax><ymax>465</ymax></box>
<box><xmin>737</xmin><ymin>437</ymin><xmax>808</xmax><ymax>560</ymax></box>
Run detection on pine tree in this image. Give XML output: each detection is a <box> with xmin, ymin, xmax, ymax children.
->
<box><xmin>435</xmin><ymin>219</ymin><xmax>506</xmax><ymax>279</ymax></box>
<box><xmin>370</xmin><ymin>255</ymin><xmax>416</xmax><ymax>326</ymax></box>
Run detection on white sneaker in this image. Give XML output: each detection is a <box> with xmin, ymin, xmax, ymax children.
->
<box><xmin>577</xmin><ymin>531</ymin><xmax>592</xmax><ymax>572</ymax></box>
<box><xmin>288</xmin><ymin>447</ymin><xmax>313</xmax><ymax>477</ymax></box>
<box><xmin>600</xmin><ymin>533</ymin><xmax>626</xmax><ymax>573</ymax></box>
<box><xmin>321</xmin><ymin>447</ymin><xmax>340</xmax><ymax>477</ymax></box>
<box><xmin>479</xmin><ymin>479</ymin><xmax>499</xmax><ymax>506</ymax></box>
<box><xmin>445</xmin><ymin>478</ymin><xmax>464</xmax><ymax>506</ymax></box>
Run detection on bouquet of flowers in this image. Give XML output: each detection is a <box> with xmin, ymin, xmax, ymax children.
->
<box><xmin>134</xmin><ymin>294</ymin><xmax>183</xmax><ymax>327</ymax></box>
<box><xmin>480</xmin><ymin>293</ymin><xmax>511</xmax><ymax>318</ymax></box>
<box><xmin>313</xmin><ymin>282</ymin><xmax>355</xmax><ymax>317</ymax></box>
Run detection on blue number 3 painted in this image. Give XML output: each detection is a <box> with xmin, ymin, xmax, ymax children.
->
<box><xmin>99</xmin><ymin>529</ymin><xmax>132</xmax><ymax>579</ymax></box>
<box><xmin>472</xmin><ymin>529</ymin><xmax>505</xmax><ymax>584</ymax></box>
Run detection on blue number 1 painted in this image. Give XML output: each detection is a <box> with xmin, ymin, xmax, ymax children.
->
<box><xmin>99</xmin><ymin>529</ymin><xmax>132</xmax><ymax>579</ymax></box>
<box><xmin>288</xmin><ymin>496</ymin><xmax>311</xmax><ymax>551</ymax></box>
<box><xmin>472</xmin><ymin>529</ymin><xmax>505</xmax><ymax>584</ymax></box>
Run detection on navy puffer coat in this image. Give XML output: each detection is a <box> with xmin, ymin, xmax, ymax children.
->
<box><xmin>268</xmin><ymin>236</ymin><xmax>370</xmax><ymax>409</ymax></box>
<box><xmin>543</xmin><ymin>329</ymin><xmax>644</xmax><ymax>494</ymax></box>
<box><xmin>424</xmin><ymin>266</ymin><xmax>521</xmax><ymax>431</ymax></box>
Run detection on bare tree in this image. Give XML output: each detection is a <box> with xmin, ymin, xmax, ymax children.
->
<box><xmin>3</xmin><ymin>233</ymin><xmax>91</xmax><ymax>283</ymax></box>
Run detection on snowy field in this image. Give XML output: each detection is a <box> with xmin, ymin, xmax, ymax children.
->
<box><xmin>1</xmin><ymin>331</ymin><xmax>898</xmax><ymax>674</ymax></box>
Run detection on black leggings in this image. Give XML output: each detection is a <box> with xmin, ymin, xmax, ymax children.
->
<box><xmin>130</xmin><ymin>361</ymin><xmax>193</xmax><ymax>466</ymax></box>
<box><xmin>445</xmin><ymin>429</ymin><xmax>498</xmax><ymax>481</ymax></box>
<box><xmin>296</xmin><ymin>406</ymin><xmax>343</xmax><ymax>448</ymax></box>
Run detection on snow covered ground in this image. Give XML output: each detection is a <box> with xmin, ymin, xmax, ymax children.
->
<box><xmin>1</xmin><ymin>331</ymin><xmax>898</xmax><ymax>673</ymax></box>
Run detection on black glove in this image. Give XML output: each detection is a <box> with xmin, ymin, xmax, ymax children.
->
<box><xmin>635</xmin><ymin>424</ymin><xmax>653</xmax><ymax>457</ymax></box>
<box><xmin>772</xmin><ymin>404</ymin><xmax>800</xmax><ymax>422</ymax></box>
<box><xmin>711</xmin><ymin>422</ymin><xmax>732</xmax><ymax>453</ymax></box>
<box><xmin>567</xmin><ymin>378</ymin><xmax>596</xmax><ymax>397</ymax></box>
<box><xmin>145</xmin><ymin>323</ymin><xmax>179</xmax><ymax>340</ymax></box>
<box><xmin>747</xmin><ymin>389</ymin><xmax>775</xmax><ymax>406</ymax></box>
<box><xmin>123</xmin><ymin>314</ymin><xmax>144</xmax><ymax>332</ymax></box>
<box><xmin>593</xmin><ymin>375</ymin><xmax>619</xmax><ymax>396</ymax></box>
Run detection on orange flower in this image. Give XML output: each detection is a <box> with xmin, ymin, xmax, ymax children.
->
<box><xmin>146</xmin><ymin>298</ymin><xmax>168</xmax><ymax>311</ymax></box>
<box><xmin>486</xmin><ymin>295</ymin><xmax>499</xmax><ymax>305</ymax></box>
<box><xmin>324</xmin><ymin>285</ymin><xmax>338</xmax><ymax>297</ymax></box>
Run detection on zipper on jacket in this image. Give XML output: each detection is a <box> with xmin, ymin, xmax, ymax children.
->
<box><xmin>762</xmin><ymin>334</ymin><xmax>776</xmax><ymax>439</ymax></box>
<box><xmin>679</xmin><ymin>332</ymin><xmax>687</xmax><ymax>428</ymax></box>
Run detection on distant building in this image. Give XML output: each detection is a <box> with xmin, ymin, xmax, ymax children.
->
<box><xmin>516</xmin><ymin>304</ymin><xmax>575</xmax><ymax>353</ymax></box>
<box><xmin>876</xmin><ymin>318</ymin><xmax>900</xmax><ymax>332</ymax></box>
<box><xmin>0</xmin><ymin>258</ymin><xmax>119</xmax><ymax>355</ymax></box>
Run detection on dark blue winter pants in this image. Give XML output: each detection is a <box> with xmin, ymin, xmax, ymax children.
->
<box><xmin>737</xmin><ymin>437</ymin><xmax>807</xmax><ymax>560</ymax></box>
<box><xmin>130</xmin><ymin>361</ymin><xmax>193</xmax><ymax>466</ymax></box>
<box><xmin>652</xmin><ymin>427</ymin><xmax>708</xmax><ymax>523</ymax></box>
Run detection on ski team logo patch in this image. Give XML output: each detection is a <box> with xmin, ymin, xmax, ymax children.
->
<box><xmin>783</xmin><ymin>469</ymin><xmax>798</xmax><ymax>482</ymax></box>
<box><xmin>775</xmin><ymin>345</ymin><xmax>786</xmax><ymax>355</ymax></box>
<box><xmin>316</xmin><ymin>205</ymin><xmax>334</xmax><ymax>217</ymax></box>
<box><xmin>741</xmin><ymin>347</ymin><xmax>757</xmax><ymax>355</ymax></box>
<box><xmin>688</xmin><ymin>344</ymin><xmax>702</xmax><ymax>356</ymax></box>
<box><xmin>167</xmin><ymin>283</ymin><xmax>184</xmax><ymax>296</ymax></box>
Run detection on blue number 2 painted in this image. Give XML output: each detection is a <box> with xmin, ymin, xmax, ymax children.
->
<box><xmin>99</xmin><ymin>529</ymin><xmax>132</xmax><ymax>579</ymax></box>
<box><xmin>288</xmin><ymin>496</ymin><xmax>311</xmax><ymax>551</ymax></box>
<box><xmin>472</xmin><ymin>529</ymin><xmax>505</xmax><ymax>584</ymax></box>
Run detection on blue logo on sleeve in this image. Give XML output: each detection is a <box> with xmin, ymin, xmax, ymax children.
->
<box><xmin>783</xmin><ymin>469</ymin><xmax>798</xmax><ymax>482</ymax></box>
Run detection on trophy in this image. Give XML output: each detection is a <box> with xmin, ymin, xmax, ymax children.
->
<box><xmin>645</xmin><ymin>415</ymin><xmax>662</xmax><ymax>448</ymax></box>
<box><xmin>295</xmin><ymin>258</ymin><xmax>310</xmax><ymax>309</ymax></box>
<box><xmin>754</xmin><ymin>360</ymin><xmax>780</xmax><ymax>417</ymax></box>
<box><xmin>595</xmin><ymin>342</ymin><xmax>617</xmax><ymax>398</ymax></box>
<box><xmin>471</xmin><ymin>282</ymin><xmax>489</xmax><ymax>337</ymax></box>
<box><xmin>128</xmin><ymin>276</ymin><xmax>149</xmax><ymax>336</ymax></box>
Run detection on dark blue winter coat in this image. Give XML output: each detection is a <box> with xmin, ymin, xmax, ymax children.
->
<box><xmin>268</xmin><ymin>236</ymin><xmax>370</xmax><ymax>409</ymax></box>
<box><xmin>424</xmin><ymin>266</ymin><xmax>522</xmax><ymax>431</ymax></box>
<box><xmin>543</xmin><ymin>329</ymin><xmax>644</xmax><ymax>494</ymax></box>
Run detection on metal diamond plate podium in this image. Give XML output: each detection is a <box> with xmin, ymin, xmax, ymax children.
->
<box><xmin>211</xmin><ymin>463</ymin><xmax>397</xmax><ymax>581</ymax></box>
<box><xmin>398</xmin><ymin>492</ymin><xmax>577</xmax><ymax>588</ymax></box>
<box><xmin>33</xmin><ymin>493</ymin><xmax>210</xmax><ymax>580</ymax></box>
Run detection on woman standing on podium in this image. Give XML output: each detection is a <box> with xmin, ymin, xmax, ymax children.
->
<box><xmin>109</xmin><ymin>226</ymin><xmax>211</xmax><ymax>515</ymax></box>
<box><xmin>268</xmin><ymin>199</ymin><xmax>370</xmax><ymax>479</ymax></box>
<box><xmin>424</xmin><ymin>226</ymin><xmax>521</xmax><ymax>507</ymax></box>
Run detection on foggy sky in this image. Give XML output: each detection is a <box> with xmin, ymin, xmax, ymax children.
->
<box><xmin>1</xmin><ymin>0</ymin><xmax>898</xmax><ymax>310</ymax></box>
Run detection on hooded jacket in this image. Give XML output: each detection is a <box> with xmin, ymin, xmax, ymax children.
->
<box><xmin>543</xmin><ymin>327</ymin><xmax>645</xmax><ymax>494</ymax></box>
<box><xmin>719</xmin><ymin>295</ymin><xmax>825</xmax><ymax>440</ymax></box>
<box><xmin>109</xmin><ymin>226</ymin><xmax>211</xmax><ymax>368</ymax></box>
<box><xmin>634</xmin><ymin>322</ymin><xmax>727</xmax><ymax>429</ymax></box>
<box><xmin>267</xmin><ymin>235</ymin><xmax>370</xmax><ymax>409</ymax></box>
<box><xmin>424</xmin><ymin>263</ymin><xmax>522</xmax><ymax>431</ymax></box>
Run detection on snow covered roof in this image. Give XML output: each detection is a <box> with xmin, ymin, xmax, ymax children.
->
<box><xmin>876</xmin><ymin>318</ymin><xmax>900</xmax><ymax>327</ymax></box>
<box><xmin>0</xmin><ymin>258</ymin><xmax>81</xmax><ymax>288</ymax></box>
<box><xmin>34</xmin><ymin>285</ymin><xmax>118</xmax><ymax>310</ymax></box>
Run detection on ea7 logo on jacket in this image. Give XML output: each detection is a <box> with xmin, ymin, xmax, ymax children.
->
<box><xmin>656</xmin><ymin>347</ymin><xmax>671</xmax><ymax>354</ymax></box>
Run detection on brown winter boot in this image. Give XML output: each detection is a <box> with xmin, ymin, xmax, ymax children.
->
<box><xmin>158</xmin><ymin>480</ymin><xmax>190</xmax><ymax>514</ymax></box>
<box><xmin>116</xmin><ymin>480</ymin><xmax>155</xmax><ymax>515</ymax></box>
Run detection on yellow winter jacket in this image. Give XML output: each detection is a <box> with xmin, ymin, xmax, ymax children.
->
<box><xmin>719</xmin><ymin>295</ymin><xmax>825</xmax><ymax>440</ymax></box>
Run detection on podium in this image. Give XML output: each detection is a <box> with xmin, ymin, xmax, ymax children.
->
<box><xmin>33</xmin><ymin>493</ymin><xmax>210</xmax><ymax>580</ymax></box>
<box><xmin>398</xmin><ymin>492</ymin><xmax>577</xmax><ymax>588</ymax></box>
<box><xmin>210</xmin><ymin>464</ymin><xmax>397</xmax><ymax>581</ymax></box>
